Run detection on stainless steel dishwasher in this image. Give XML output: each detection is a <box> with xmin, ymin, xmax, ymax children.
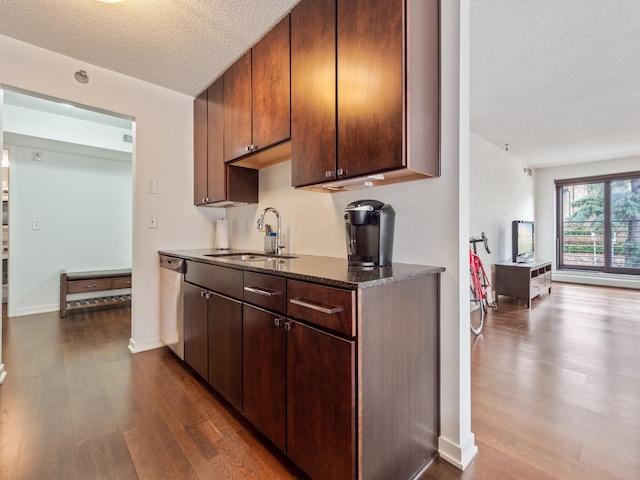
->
<box><xmin>159</xmin><ymin>255</ymin><xmax>185</xmax><ymax>360</ymax></box>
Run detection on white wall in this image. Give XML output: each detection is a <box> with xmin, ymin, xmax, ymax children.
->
<box><xmin>0</xmin><ymin>88</ymin><xmax>5</xmax><ymax>384</ymax></box>
<box><xmin>469</xmin><ymin>133</ymin><xmax>534</xmax><ymax>296</ymax></box>
<box><xmin>0</xmin><ymin>34</ymin><xmax>224</xmax><ymax>355</ymax></box>
<box><xmin>5</xmin><ymin>134</ymin><xmax>132</xmax><ymax>315</ymax></box>
<box><xmin>3</xmin><ymin>103</ymin><xmax>133</xmax><ymax>154</ymax></box>
<box><xmin>536</xmin><ymin>155</ymin><xmax>640</xmax><ymax>289</ymax></box>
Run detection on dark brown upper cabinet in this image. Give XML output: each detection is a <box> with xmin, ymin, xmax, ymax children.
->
<box><xmin>291</xmin><ymin>0</ymin><xmax>440</xmax><ymax>190</ymax></box>
<box><xmin>193</xmin><ymin>77</ymin><xmax>258</xmax><ymax>207</ymax></box>
<box><xmin>224</xmin><ymin>16</ymin><xmax>291</xmax><ymax>164</ymax></box>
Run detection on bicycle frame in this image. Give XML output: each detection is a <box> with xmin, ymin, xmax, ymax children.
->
<box><xmin>469</xmin><ymin>248</ymin><xmax>490</xmax><ymax>301</ymax></box>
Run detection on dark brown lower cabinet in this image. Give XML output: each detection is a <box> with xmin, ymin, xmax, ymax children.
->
<box><xmin>287</xmin><ymin>319</ymin><xmax>356</xmax><ymax>480</ymax></box>
<box><xmin>242</xmin><ymin>305</ymin><xmax>287</xmax><ymax>451</ymax></box>
<box><xmin>183</xmin><ymin>281</ymin><xmax>209</xmax><ymax>380</ymax></box>
<box><xmin>208</xmin><ymin>292</ymin><xmax>243</xmax><ymax>411</ymax></box>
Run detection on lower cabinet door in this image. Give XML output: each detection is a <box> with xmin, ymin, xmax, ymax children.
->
<box><xmin>286</xmin><ymin>319</ymin><xmax>356</xmax><ymax>480</ymax></box>
<box><xmin>183</xmin><ymin>281</ymin><xmax>209</xmax><ymax>380</ymax></box>
<box><xmin>242</xmin><ymin>304</ymin><xmax>287</xmax><ymax>451</ymax></box>
<box><xmin>208</xmin><ymin>292</ymin><xmax>243</xmax><ymax>411</ymax></box>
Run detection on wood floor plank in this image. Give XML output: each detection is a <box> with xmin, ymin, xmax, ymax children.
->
<box><xmin>2</xmin><ymin>282</ymin><xmax>639</xmax><ymax>479</ymax></box>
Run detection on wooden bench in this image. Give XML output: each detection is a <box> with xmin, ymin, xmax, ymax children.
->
<box><xmin>60</xmin><ymin>268</ymin><xmax>132</xmax><ymax>317</ymax></box>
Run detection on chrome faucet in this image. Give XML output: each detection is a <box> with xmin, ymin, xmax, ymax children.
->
<box><xmin>257</xmin><ymin>207</ymin><xmax>285</xmax><ymax>255</ymax></box>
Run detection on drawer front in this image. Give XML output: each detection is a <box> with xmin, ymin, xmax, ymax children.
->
<box><xmin>244</xmin><ymin>271</ymin><xmax>287</xmax><ymax>314</ymax></box>
<box><xmin>287</xmin><ymin>280</ymin><xmax>355</xmax><ymax>337</ymax></box>
<box><xmin>112</xmin><ymin>277</ymin><xmax>132</xmax><ymax>289</ymax></box>
<box><xmin>185</xmin><ymin>261</ymin><xmax>243</xmax><ymax>299</ymax></box>
<box><xmin>530</xmin><ymin>276</ymin><xmax>540</xmax><ymax>297</ymax></box>
<box><xmin>67</xmin><ymin>278</ymin><xmax>113</xmax><ymax>293</ymax></box>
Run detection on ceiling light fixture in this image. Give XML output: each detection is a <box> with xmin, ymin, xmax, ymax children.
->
<box><xmin>74</xmin><ymin>70</ymin><xmax>89</xmax><ymax>84</ymax></box>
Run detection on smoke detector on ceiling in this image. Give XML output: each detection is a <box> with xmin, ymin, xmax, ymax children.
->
<box><xmin>74</xmin><ymin>70</ymin><xmax>89</xmax><ymax>84</ymax></box>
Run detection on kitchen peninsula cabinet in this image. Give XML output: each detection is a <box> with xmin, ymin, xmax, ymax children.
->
<box><xmin>183</xmin><ymin>281</ymin><xmax>209</xmax><ymax>380</ymax></box>
<box><xmin>184</xmin><ymin>261</ymin><xmax>244</xmax><ymax>409</ymax></box>
<box><xmin>193</xmin><ymin>78</ymin><xmax>258</xmax><ymax>206</ymax></box>
<box><xmin>163</xmin><ymin>249</ymin><xmax>443</xmax><ymax>480</ymax></box>
<box><xmin>207</xmin><ymin>291</ymin><xmax>243</xmax><ymax>411</ymax></box>
<box><xmin>287</xmin><ymin>319</ymin><xmax>356</xmax><ymax>480</ymax></box>
<box><xmin>291</xmin><ymin>0</ymin><xmax>440</xmax><ymax>189</ymax></box>
<box><xmin>242</xmin><ymin>304</ymin><xmax>287</xmax><ymax>451</ymax></box>
<box><xmin>224</xmin><ymin>16</ymin><xmax>290</xmax><ymax>163</ymax></box>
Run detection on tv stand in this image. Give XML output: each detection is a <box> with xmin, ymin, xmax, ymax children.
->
<box><xmin>494</xmin><ymin>259</ymin><xmax>551</xmax><ymax>308</ymax></box>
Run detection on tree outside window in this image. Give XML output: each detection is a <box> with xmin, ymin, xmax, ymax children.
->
<box><xmin>557</xmin><ymin>173</ymin><xmax>640</xmax><ymax>274</ymax></box>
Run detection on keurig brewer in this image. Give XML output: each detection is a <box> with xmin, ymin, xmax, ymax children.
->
<box><xmin>344</xmin><ymin>200</ymin><xmax>395</xmax><ymax>266</ymax></box>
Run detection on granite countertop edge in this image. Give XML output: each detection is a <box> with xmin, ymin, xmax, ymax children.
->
<box><xmin>159</xmin><ymin>249</ymin><xmax>445</xmax><ymax>289</ymax></box>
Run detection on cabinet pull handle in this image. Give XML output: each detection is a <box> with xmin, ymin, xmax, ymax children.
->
<box><xmin>289</xmin><ymin>298</ymin><xmax>343</xmax><ymax>315</ymax></box>
<box><xmin>337</xmin><ymin>168</ymin><xmax>345</xmax><ymax>177</ymax></box>
<box><xmin>244</xmin><ymin>286</ymin><xmax>281</xmax><ymax>297</ymax></box>
<box><xmin>245</xmin><ymin>146</ymin><xmax>251</xmax><ymax>152</ymax></box>
<box><xmin>274</xmin><ymin>317</ymin><xmax>283</xmax><ymax>327</ymax></box>
<box><xmin>284</xmin><ymin>321</ymin><xmax>291</xmax><ymax>331</ymax></box>
<box><xmin>251</xmin><ymin>144</ymin><xmax>258</xmax><ymax>151</ymax></box>
<box><xmin>85</xmin><ymin>284</ymin><xmax>98</xmax><ymax>288</ymax></box>
<box><xmin>325</xmin><ymin>170</ymin><xmax>335</xmax><ymax>178</ymax></box>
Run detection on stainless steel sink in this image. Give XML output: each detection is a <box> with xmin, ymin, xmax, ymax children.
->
<box><xmin>204</xmin><ymin>252</ymin><xmax>298</xmax><ymax>261</ymax></box>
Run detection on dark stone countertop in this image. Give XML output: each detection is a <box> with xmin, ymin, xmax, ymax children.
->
<box><xmin>159</xmin><ymin>248</ymin><xmax>445</xmax><ymax>289</ymax></box>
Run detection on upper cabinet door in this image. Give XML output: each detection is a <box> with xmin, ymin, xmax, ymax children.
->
<box><xmin>207</xmin><ymin>77</ymin><xmax>226</xmax><ymax>202</ymax></box>
<box><xmin>224</xmin><ymin>51</ymin><xmax>253</xmax><ymax>162</ymax></box>
<box><xmin>252</xmin><ymin>16</ymin><xmax>291</xmax><ymax>152</ymax></box>
<box><xmin>291</xmin><ymin>0</ymin><xmax>337</xmax><ymax>187</ymax></box>
<box><xmin>337</xmin><ymin>0</ymin><xmax>404</xmax><ymax>179</ymax></box>
<box><xmin>193</xmin><ymin>89</ymin><xmax>208</xmax><ymax>205</ymax></box>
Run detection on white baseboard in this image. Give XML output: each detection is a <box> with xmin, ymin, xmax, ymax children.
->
<box><xmin>128</xmin><ymin>337</ymin><xmax>164</xmax><ymax>354</ymax></box>
<box><xmin>0</xmin><ymin>364</ymin><xmax>7</xmax><ymax>384</ymax></box>
<box><xmin>14</xmin><ymin>304</ymin><xmax>59</xmax><ymax>317</ymax></box>
<box><xmin>553</xmin><ymin>272</ymin><xmax>640</xmax><ymax>289</ymax></box>
<box><xmin>438</xmin><ymin>433</ymin><xmax>478</xmax><ymax>470</ymax></box>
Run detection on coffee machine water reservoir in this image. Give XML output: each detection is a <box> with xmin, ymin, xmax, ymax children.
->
<box><xmin>344</xmin><ymin>200</ymin><xmax>395</xmax><ymax>267</ymax></box>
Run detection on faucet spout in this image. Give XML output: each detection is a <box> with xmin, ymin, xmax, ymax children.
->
<box><xmin>257</xmin><ymin>207</ymin><xmax>285</xmax><ymax>255</ymax></box>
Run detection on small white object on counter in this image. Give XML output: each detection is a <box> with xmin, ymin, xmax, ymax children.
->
<box><xmin>216</xmin><ymin>219</ymin><xmax>230</xmax><ymax>250</ymax></box>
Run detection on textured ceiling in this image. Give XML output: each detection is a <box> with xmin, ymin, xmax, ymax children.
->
<box><xmin>471</xmin><ymin>0</ymin><xmax>640</xmax><ymax>167</ymax></box>
<box><xmin>0</xmin><ymin>0</ymin><xmax>299</xmax><ymax>97</ymax></box>
<box><xmin>2</xmin><ymin>0</ymin><xmax>640</xmax><ymax>169</ymax></box>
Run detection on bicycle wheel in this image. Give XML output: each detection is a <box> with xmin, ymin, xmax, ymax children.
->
<box><xmin>470</xmin><ymin>283</ymin><xmax>485</xmax><ymax>335</ymax></box>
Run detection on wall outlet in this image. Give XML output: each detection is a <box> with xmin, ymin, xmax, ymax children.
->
<box><xmin>148</xmin><ymin>180</ymin><xmax>158</xmax><ymax>194</ymax></box>
<box><xmin>148</xmin><ymin>215</ymin><xmax>157</xmax><ymax>229</ymax></box>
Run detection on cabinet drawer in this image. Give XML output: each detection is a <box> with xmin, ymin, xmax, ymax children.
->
<box><xmin>244</xmin><ymin>271</ymin><xmax>286</xmax><ymax>314</ymax></box>
<box><xmin>287</xmin><ymin>280</ymin><xmax>355</xmax><ymax>337</ymax></box>
<box><xmin>67</xmin><ymin>278</ymin><xmax>113</xmax><ymax>293</ymax></box>
<box><xmin>185</xmin><ymin>261</ymin><xmax>243</xmax><ymax>299</ymax></box>
<box><xmin>112</xmin><ymin>277</ymin><xmax>132</xmax><ymax>289</ymax></box>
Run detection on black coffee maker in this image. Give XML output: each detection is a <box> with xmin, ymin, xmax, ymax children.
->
<box><xmin>344</xmin><ymin>200</ymin><xmax>395</xmax><ymax>267</ymax></box>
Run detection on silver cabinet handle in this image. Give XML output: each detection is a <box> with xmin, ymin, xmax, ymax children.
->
<box><xmin>85</xmin><ymin>284</ymin><xmax>98</xmax><ymax>288</ymax></box>
<box><xmin>274</xmin><ymin>317</ymin><xmax>283</xmax><ymax>327</ymax></box>
<box><xmin>289</xmin><ymin>298</ymin><xmax>343</xmax><ymax>315</ymax></box>
<box><xmin>244</xmin><ymin>286</ymin><xmax>281</xmax><ymax>297</ymax></box>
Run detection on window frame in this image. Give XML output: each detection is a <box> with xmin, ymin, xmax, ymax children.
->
<box><xmin>555</xmin><ymin>171</ymin><xmax>640</xmax><ymax>276</ymax></box>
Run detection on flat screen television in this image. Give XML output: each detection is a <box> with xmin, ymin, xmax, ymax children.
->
<box><xmin>512</xmin><ymin>220</ymin><xmax>534</xmax><ymax>263</ymax></box>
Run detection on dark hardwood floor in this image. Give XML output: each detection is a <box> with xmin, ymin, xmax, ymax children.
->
<box><xmin>0</xmin><ymin>306</ymin><xmax>299</xmax><ymax>479</ymax></box>
<box><xmin>1</xmin><ymin>282</ymin><xmax>639</xmax><ymax>479</ymax></box>
<box><xmin>426</xmin><ymin>282</ymin><xmax>640</xmax><ymax>480</ymax></box>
